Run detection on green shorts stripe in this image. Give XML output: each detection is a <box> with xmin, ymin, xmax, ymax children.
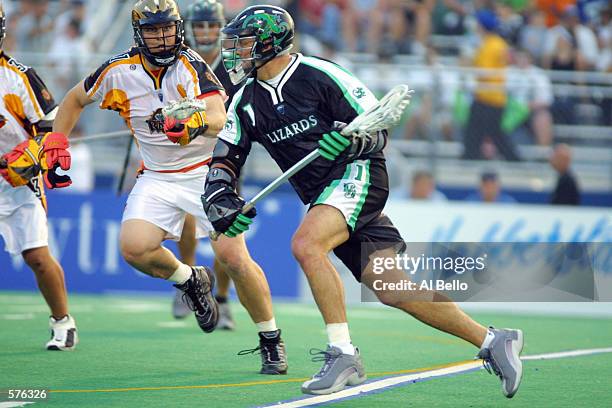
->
<box><xmin>314</xmin><ymin>164</ymin><xmax>352</xmax><ymax>206</ymax></box>
<box><xmin>312</xmin><ymin>160</ymin><xmax>372</xmax><ymax>231</ymax></box>
<box><xmin>348</xmin><ymin>160</ymin><xmax>371</xmax><ymax>229</ymax></box>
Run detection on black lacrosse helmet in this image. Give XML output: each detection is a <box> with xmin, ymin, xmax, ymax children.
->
<box><xmin>221</xmin><ymin>5</ymin><xmax>294</xmax><ymax>84</ymax></box>
<box><xmin>184</xmin><ymin>0</ymin><xmax>225</xmax><ymax>55</ymax></box>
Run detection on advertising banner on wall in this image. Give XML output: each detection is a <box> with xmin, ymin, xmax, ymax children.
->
<box><xmin>0</xmin><ymin>191</ymin><xmax>304</xmax><ymax>298</ymax></box>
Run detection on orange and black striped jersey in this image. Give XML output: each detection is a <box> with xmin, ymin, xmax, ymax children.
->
<box><xmin>0</xmin><ymin>51</ymin><xmax>57</xmax><ymax>156</ymax></box>
<box><xmin>83</xmin><ymin>46</ymin><xmax>225</xmax><ymax>174</ymax></box>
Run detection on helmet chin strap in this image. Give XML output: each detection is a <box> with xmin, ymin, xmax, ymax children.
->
<box><xmin>253</xmin><ymin>56</ymin><xmax>275</xmax><ymax>77</ymax></box>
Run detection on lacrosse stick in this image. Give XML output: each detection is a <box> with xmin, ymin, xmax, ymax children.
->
<box><xmin>116</xmin><ymin>135</ymin><xmax>134</xmax><ymax>196</ymax></box>
<box><xmin>162</xmin><ymin>98</ymin><xmax>207</xmax><ymax>121</ymax></box>
<box><xmin>209</xmin><ymin>84</ymin><xmax>413</xmax><ymax>240</ymax></box>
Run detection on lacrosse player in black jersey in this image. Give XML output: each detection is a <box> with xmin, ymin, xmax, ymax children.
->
<box><xmin>202</xmin><ymin>5</ymin><xmax>524</xmax><ymax>398</ymax></box>
<box><xmin>171</xmin><ymin>0</ymin><xmax>241</xmax><ymax>330</ymax></box>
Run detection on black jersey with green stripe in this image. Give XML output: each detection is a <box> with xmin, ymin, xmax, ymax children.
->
<box><xmin>218</xmin><ymin>53</ymin><xmax>383</xmax><ymax>204</ymax></box>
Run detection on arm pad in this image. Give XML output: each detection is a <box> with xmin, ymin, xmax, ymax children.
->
<box><xmin>210</xmin><ymin>139</ymin><xmax>249</xmax><ymax>178</ymax></box>
<box><xmin>205</xmin><ymin>166</ymin><xmax>238</xmax><ymax>191</ymax></box>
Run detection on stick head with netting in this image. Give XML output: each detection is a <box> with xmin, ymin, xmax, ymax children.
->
<box><xmin>341</xmin><ymin>85</ymin><xmax>414</xmax><ymax>139</ymax></box>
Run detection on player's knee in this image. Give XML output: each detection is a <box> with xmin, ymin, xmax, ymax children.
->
<box><xmin>22</xmin><ymin>248</ymin><xmax>50</xmax><ymax>273</ymax></box>
<box><xmin>214</xmin><ymin>248</ymin><xmax>250</xmax><ymax>277</ymax></box>
<box><xmin>291</xmin><ymin>234</ymin><xmax>322</xmax><ymax>265</ymax></box>
<box><xmin>374</xmin><ymin>291</ymin><xmax>403</xmax><ymax>309</ymax></box>
<box><xmin>120</xmin><ymin>241</ymin><xmax>150</xmax><ymax>266</ymax></box>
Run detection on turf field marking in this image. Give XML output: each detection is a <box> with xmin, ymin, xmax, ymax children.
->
<box><xmin>42</xmin><ymin>347</ymin><xmax>612</xmax><ymax>398</ymax></box>
<box><xmin>522</xmin><ymin>347</ymin><xmax>612</xmax><ymax>361</ymax></box>
<box><xmin>50</xmin><ymin>378</ymin><xmax>307</xmax><ymax>394</ymax></box>
<box><xmin>0</xmin><ymin>402</ymin><xmax>36</xmax><ymax>407</ymax></box>
<box><xmin>259</xmin><ymin>347</ymin><xmax>612</xmax><ymax>407</ymax></box>
<box><xmin>156</xmin><ymin>321</ymin><xmax>189</xmax><ymax>328</ymax></box>
<box><xmin>110</xmin><ymin>302</ymin><xmax>167</xmax><ymax>313</ymax></box>
<box><xmin>1</xmin><ymin>313</ymin><xmax>34</xmax><ymax>320</ymax></box>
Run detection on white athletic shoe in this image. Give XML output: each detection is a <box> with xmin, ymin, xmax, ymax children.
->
<box><xmin>45</xmin><ymin>315</ymin><xmax>78</xmax><ymax>351</ymax></box>
<box><xmin>217</xmin><ymin>302</ymin><xmax>236</xmax><ymax>330</ymax></box>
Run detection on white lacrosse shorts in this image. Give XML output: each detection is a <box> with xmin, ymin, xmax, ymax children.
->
<box><xmin>122</xmin><ymin>168</ymin><xmax>214</xmax><ymax>241</ymax></box>
<box><xmin>0</xmin><ymin>184</ymin><xmax>48</xmax><ymax>255</ymax></box>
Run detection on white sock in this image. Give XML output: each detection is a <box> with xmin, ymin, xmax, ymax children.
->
<box><xmin>168</xmin><ymin>263</ymin><xmax>192</xmax><ymax>285</ymax></box>
<box><xmin>327</xmin><ymin>323</ymin><xmax>355</xmax><ymax>355</ymax></box>
<box><xmin>480</xmin><ymin>328</ymin><xmax>496</xmax><ymax>350</ymax></box>
<box><xmin>256</xmin><ymin>318</ymin><xmax>278</xmax><ymax>333</ymax></box>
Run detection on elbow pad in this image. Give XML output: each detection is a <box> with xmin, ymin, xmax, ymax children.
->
<box><xmin>205</xmin><ymin>166</ymin><xmax>237</xmax><ymax>191</ymax></box>
<box><xmin>210</xmin><ymin>139</ymin><xmax>248</xmax><ymax>178</ymax></box>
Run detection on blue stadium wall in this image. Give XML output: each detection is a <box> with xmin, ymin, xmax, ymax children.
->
<box><xmin>0</xmin><ymin>191</ymin><xmax>304</xmax><ymax>298</ymax></box>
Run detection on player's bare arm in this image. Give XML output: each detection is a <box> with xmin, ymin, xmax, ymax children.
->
<box><xmin>52</xmin><ymin>80</ymin><xmax>96</xmax><ymax>136</ymax></box>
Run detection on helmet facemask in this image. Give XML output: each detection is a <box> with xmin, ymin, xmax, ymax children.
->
<box><xmin>221</xmin><ymin>34</ymin><xmax>259</xmax><ymax>85</ymax></box>
<box><xmin>134</xmin><ymin>19</ymin><xmax>184</xmax><ymax>67</ymax></box>
<box><xmin>132</xmin><ymin>0</ymin><xmax>185</xmax><ymax>68</ymax></box>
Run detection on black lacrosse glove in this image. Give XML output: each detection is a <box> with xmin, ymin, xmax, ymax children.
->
<box><xmin>201</xmin><ymin>167</ymin><xmax>256</xmax><ymax>237</ymax></box>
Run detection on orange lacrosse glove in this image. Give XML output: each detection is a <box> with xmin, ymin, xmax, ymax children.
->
<box><xmin>0</xmin><ymin>139</ymin><xmax>42</xmax><ymax>187</ymax></box>
<box><xmin>163</xmin><ymin>111</ymin><xmax>209</xmax><ymax>146</ymax></box>
<box><xmin>37</xmin><ymin>132</ymin><xmax>72</xmax><ymax>189</ymax></box>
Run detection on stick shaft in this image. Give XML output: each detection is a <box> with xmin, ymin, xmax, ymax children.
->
<box><xmin>208</xmin><ymin>150</ymin><xmax>320</xmax><ymax>240</ymax></box>
<box><xmin>242</xmin><ymin>149</ymin><xmax>320</xmax><ymax>212</ymax></box>
<box><xmin>71</xmin><ymin>130</ymin><xmax>132</xmax><ymax>144</ymax></box>
<box><xmin>116</xmin><ymin>136</ymin><xmax>134</xmax><ymax>196</ymax></box>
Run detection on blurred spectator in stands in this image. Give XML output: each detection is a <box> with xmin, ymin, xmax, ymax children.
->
<box><xmin>391</xmin><ymin>170</ymin><xmax>447</xmax><ymax>201</ymax></box>
<box><xmin>465</xmin><ymin>171</ymin><xmax>516</xmax><ymax>203</ymax></box>
<box><xmin>577</xmin><ymin>0</ymin><xmax>609</xmax><ymax>30</ymax></box>
<box><xmin>223</xmin><ymin>0</ymin><xmax>249</xmax><ymax>20</ymax></box>
<box><xmin>298</xmin><ymin>0</ymin><xmax>354</xmax><ymax>52</ymax></box>
<box><xmin>506</xmin><ymin>49</ymin><xmax>553</xmax><ymax>145</ymax></box>
<box><xmin>48</xmin><ymin>18</ymin><xmax>91</xmax><ymax>95</ymax></box>
<box><xmin>432</xmin><ymin>0</ymin><xmax>470</xmax><ymax>37</ymax></box>
<box><xmin>369</xmin><ymin>0</ymin><xmax>434</xmax><ymax>56</ymax></box>
<box><xmin>495</xmin><ymin>1</ymin><xmax>524</xmax><ymax>45</ymax></box>
<box><xmin>596</xmin><ymin>5</ymin><xmax>611</xmax><ymax>72</ymax></box>
<box><xmin>597</xmin><ymin>5</ymin><xmax>612</xmax><ymax>125</ymax></box>
<box><xmin>463</xmin><ymin>9</ymin><xmax>520</xmax><ymax>161</ymax></box>
<box><xmin>549</xmin><ymin>144</ymin><xmax>580</xmax><ymax>205</ymax></box>
<box><xmin>11</xmin><ymin>0</ymin><xmax>54</xmax><ymax>53</ymax></box>
<box><xmin>535</xmin><ymin>0</ymin><xmax>575</xmax><ymax>28</ymax></box>
<box><xmin>543</xmin><ymin>5</ymin><xmax>599</xmax><ymax>71</ymax></box>
<box><xmin>54</xmin><ymin>0</ymin><xmax>86</xmax><ymax>38</ymax></box>
<box><xmin>518</xmin><ymin>9</ymin><xmax>549</xmax><ymax>65</ymax></box>
<box><xmin>404</xmin><ymin>46</ymin><xmax>459</xmax><ymax>141</ymax></box>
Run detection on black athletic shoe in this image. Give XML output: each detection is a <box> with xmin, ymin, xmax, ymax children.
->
<box><xmin>238</xmin><ymin>329</ymin><xmax>288</xmax><ymax>375</ymax></box>
<box><xmin>174</xmin><ymin>266</ymin><xmax>218</xmax><ymax>333</ymax></box>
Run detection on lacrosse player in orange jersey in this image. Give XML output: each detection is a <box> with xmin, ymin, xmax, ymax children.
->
<box><xmin>0</xmin><ymin>1</ymin><xmax>77</xmax><ymax>351</ymax></box>
<box><xmin>51</xmin><ymin>0</ymin><xmax>287</xmax><ymax>375</ymax></box>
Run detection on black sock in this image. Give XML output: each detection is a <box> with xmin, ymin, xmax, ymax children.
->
<box><xmin>260</xmin><ymin>329</ymin><xmax>281</xmax><ymax>342</ymax></box>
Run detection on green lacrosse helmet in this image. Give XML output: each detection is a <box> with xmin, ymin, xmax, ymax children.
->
<box><xmin>221</xmin><ymin>5</ymin><xmax>294</xmax><ymax>84</ymax></box>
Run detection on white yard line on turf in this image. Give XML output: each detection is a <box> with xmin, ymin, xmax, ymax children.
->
<box><xmin>259</xmin><ymin>347</ymin><xmax>612</xmax><ymax>408</ymax></box>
